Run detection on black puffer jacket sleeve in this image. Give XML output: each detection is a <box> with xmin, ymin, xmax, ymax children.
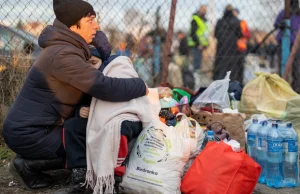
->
<box><xmin>191</xmin><ymin>20</ymin><xmax>199</xmax><ymax>47</ymax></box>
<box><xmin>52</xmin><ymin>51</ymin><xmax>146</xmax><ymax>102</ymax></box>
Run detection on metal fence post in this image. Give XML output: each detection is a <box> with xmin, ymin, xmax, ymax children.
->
<box><xmin>281</xmin><ymin>0</ymin><xmax>291</xmax><ymax>76</ymax></box>
<box><xmin>153</xmin><ymin>6</ymin><xmax>162</xmax><ymax>76</ymax></box>
<box><xmin>161</xmin><ymin>0</ymin><xmax>177</xmax><ymax>84</ymax></box>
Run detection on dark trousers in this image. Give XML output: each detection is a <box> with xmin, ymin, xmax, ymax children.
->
<box><xmin>192</xmin><ymin>47</ymin><xmax>203</xmax><ymax>70</ymax></box>
<box><xmin>5</xmin><ymin>126</ymin><xmax>66</xmax><ymax>160</ymax></box>
<box><xmin>63</xmin><ymin>117</ymin><xmax>142</xmax><ymax>169</ymax></box>
<box><xmin>213</xmin><ymin>54</ymin><xmax>245</xmax><ymax>83</ymax></box>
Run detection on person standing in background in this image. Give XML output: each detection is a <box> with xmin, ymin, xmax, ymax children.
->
<box><xmin>175</xmin><ymin>31</ymin><xmax>189</xmax><ymax>68</ymax></box>
<box><xmin>275</xmin><ymin>0</ymin><xmax>300</xmax><ymax>93</ymax></box>
<box><xmin>188</xmin><ymin>5</ymin><xmax>209</xmax><ymax>71</ymax></box>
<box><xmin>213</xmin><ymin>5</ymin><xmax>245</xmax><ymax>83</ymax></box>
<box><xmin>176</xmin><ymin>31</ymin><xmax>195</xmax><ymax>90</ymax></box>
<box><xmin>115</xmin><ymin>42</ymin><xmax>131</xmax><ymax>57</ymax></box>
<box><xmin>233</xmin><ymin>8</ymin><xmax>251</xmax><ymax>54</ymax></box>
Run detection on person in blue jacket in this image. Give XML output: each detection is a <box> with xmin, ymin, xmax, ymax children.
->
<box><xmin>60</xmin><ymin>47</ymin><xmax>143</xmax><ymax>193</ymax></box>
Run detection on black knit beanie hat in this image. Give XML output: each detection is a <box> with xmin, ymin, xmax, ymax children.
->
<box><xmin>53</xmin><ymin>0</ymin><xmax>96</xmax><ymax>27</ymax></box>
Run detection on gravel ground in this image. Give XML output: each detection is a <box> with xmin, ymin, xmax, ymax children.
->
<box><xmin>0</xmin><ymin>161</ymin><xmax>70</xmax><ymax>194</ymax></box>
<box><xmin>254</xmin><ymin>183</ymin><xmax>300</xmax><ymax>194</ymax></box>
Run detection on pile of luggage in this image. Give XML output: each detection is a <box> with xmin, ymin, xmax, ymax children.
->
<box><xmin>118</xmin><ymin>72</ymin><xmax>262</xmax><ymax>194</ymax></box>
<box><xmin>113</xmin><ymin>71</ymin><xmax>300</xmax><ymax>193</ymax></box>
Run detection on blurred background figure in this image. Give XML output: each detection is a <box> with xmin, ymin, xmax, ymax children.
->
<box><xmin>115</xmin><ymin>33</ymin><xmax>136</xmax><ymax>59</ymax></box>
<box><xmin>177</xmin><ymin>30</ymin><xmax>189</xmax><ymax>67</ymax></box>
<box><xmin>137</xmin><ymin>33</ymin><xmax>153</xmax><ymax>59</ymax></box>
<box><xmin>115</xmin><ymin>42</ymin><xmax>131</xmax><ymax>57</ymax></box>
<box><xmin>274</xmin><ymin>0</ymin><xmax>300</xmax><ymax>93</ymax></box>
<box><xmin>234</xmin><ymin>8</ymin><xmax>251</xmax><ymax>53</ymax></box>
<box><xmin>213</xmin><ymin>5</ymin><xmax>250</xmax><ymax>83</ymax></box>
<box><xmin>188</xmin><ymin>5</ymin><xmax>209</xmax><ymax>72</ymax></box>
<box><xmin>175</xmin><ymin>30</ymin><xmax>195</xmax><ymax>90</ymax></box>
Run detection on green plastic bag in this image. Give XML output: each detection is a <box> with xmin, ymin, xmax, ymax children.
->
<box><xmin>172</xmin><ymin>88</ymin><xmax>191</xmax><ymax>103</ymax></box>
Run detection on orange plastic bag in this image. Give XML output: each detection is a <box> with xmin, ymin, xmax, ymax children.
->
<box><xmin>181</xmin><ymin>141</ymin><xmax>261</xmax><ymax>194</ymax></box>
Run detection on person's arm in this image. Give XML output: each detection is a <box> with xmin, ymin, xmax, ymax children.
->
<box><xmin>190</xmin><ymin>20</ymin><xmax>199</xmax><ymax>46</ymax></box>
<box><xmin>52</xmin><ymin>50</ymin><xmax>147</xmax><ymax>102</ymax></box>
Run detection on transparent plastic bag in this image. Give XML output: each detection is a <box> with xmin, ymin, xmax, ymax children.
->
<box><xmin>192</xmin><ymin>72</ymin><xmax>231</xmax><ymax>112</ymax></box>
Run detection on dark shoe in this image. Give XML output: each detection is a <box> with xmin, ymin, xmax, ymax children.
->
<box><xmin>69</xmin><ymin>168</ymin><xmax>92</xmax><ymax>194</ymax></box>
<box><xmin>114</xmin><ymin>175</ymin><xmax>123</xmax><ymax>194</ymax></box>
<box><xmin>54</xmin><ymin>168</ymin><xmax>93</xmax><ymax>194</ymax></box>
<box><xmin>9</xmin><ymin>156</ymin><xmax>64</xmax><ymax>190</ymax></box>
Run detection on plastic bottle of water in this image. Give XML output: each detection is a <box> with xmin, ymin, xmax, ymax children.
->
<box><xmin>207</xmin><ymin>130</ymin><xmax>215</xmax><ymax>142</ymax></box>
<box><xmin>257</xmin><ymin>120</ymin><xmax>269</xmax><ymax>184</ymax></box>
<box><xmin>200</xmin><ymin>130</ymin><xmax>215</xmax><ymax>150</ymax></box>
<box><xmin>267</xmin><ymin>119</ymin><xmax>280</xmax><ymax>129</ymax></box>
<box><xmin>282</xmin><ymin>122</ymin><xmax>299</xmax><ymax>187</ymax></box>
<box><xmin>276</xmin><ymin>120</ymin><xmax>284</xmax><ymax>130</ymax></box>
<box><xmin>247</xmin><ymin>119</ymin><xmax>260</xmax><ymax>162</ymax></box>
<box><xmin>266</xmin><ymin>123</ymin><xmax>284</xmax><ymax>188</ymax></box>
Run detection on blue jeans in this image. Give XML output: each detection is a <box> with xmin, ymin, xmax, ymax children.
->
<box><xmin>192</xmin><ymin>47</ymin><xmax>203</xmax><ymax>70</ymax></box>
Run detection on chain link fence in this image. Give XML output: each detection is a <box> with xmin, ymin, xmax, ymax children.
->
<box><xmin>0</xmin><ymin>0</ymin><xmax>289</xmax><ymax>90</ymax></box>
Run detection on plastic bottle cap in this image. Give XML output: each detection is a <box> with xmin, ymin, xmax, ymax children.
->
<box><xmin>261</xmin><ymin>120</ymin><xmax>268</xmax><ymax>126</ymax></box>
<box><xmin>252</xmin><ymin>119</ymin><xmax>258</xmax><ymax>124</ymax></box>
<box><xmin>286</xmin><ymin>122</ymin><xmax>293</xmax><ymax>128</ymax></box>
<box><xmin>207</xmin><ymin>130</ymin><xmax>214</xmax><ymax>135</ymax></box>
<box><xmin>272</xmin><ymin>123</ymin><xmax>278</xmax><ymax>128</ymax></box>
